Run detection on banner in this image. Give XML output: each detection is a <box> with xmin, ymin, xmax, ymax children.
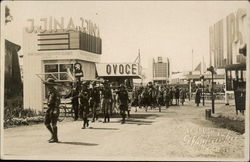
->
<box><xmin>96</xmin><ymin>63</ymin><xmax>139</xmax><ymax>76</ymax></box>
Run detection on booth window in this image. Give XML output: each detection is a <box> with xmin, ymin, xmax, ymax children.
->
<box><xmin>44</xmin><ymin>63</ymin><xmax>73</xmax><ymax>101</ymax></box>
<box><xmin>44</xmin><ymin>64</ymin><xmax>73</xmax><ymax>81</ymax></box>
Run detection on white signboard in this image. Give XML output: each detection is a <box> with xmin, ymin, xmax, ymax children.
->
<box><xmin>96</xmin><ymin>63</ymin><xmax>139</xmax><ymax>76</ymax></box>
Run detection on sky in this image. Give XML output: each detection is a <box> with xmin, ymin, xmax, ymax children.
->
<box><xmin>2</xmin><ymin>1</ymin><xmax>249</xmax><ymax>72</ymax></box>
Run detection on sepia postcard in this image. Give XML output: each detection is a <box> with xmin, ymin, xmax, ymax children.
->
<box><xmin>0</xmin><ymin>0</ymin><xmax>249</xmax><ymax>161</ymax></box>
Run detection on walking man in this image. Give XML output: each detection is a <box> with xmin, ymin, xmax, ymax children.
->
<box><xmin>44</xmin><ymin>78</ymin><xmax>60</xmax><ymax>143</ymax></box>
<box><xmin>89</xmin><ymin>82</ymin><xmax>101</xmax><ymax>122</ymax></box>
<box><xmin>79</xmin><ymin>83</ymin><xmax>90</xmax><ymax>129</ymax></box>
<box><xmin>102</xmin><ymin>80</ymin><xmax>112</xmax><ymax>123</ymax></box>
<box><xmin>180</xmin><ymin>88</ymin><xmax>186</xmax><ymax>106</ymax></box>
<box><xmin>65</xmin><ymin>84</ymin><xmax>79</xmax><ymax>120</ymax></box>
<box><xmin>175</xmin><ymin>86</ymin><xmax>180</xmax><ymax>105</ymax></box>
<box><xmin>117</xmin><ymin>84</ymin><xmax>129</xmax><ymax>124</ymax></box>
<box><xmin>195</xmin><ymin>87</ymin><xmax>201</xmax><ymax>107</ymax></box>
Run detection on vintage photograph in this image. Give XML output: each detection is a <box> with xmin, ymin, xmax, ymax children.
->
<box><xmin>1</xmin><ymin>1</ymin><xmax>249</xmax><ymax>161</ymax></box>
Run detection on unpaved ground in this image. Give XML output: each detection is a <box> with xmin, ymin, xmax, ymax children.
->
<box><xmin>2</xmin><ymin>101</ymin><xmax>246</xmax><ymax>160</ymax></box>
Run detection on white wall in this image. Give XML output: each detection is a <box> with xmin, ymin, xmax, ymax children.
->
<box><xmin>23</xmin><ymin>30</ymin><xmax>100</xmax><ymax>111</ymax></box>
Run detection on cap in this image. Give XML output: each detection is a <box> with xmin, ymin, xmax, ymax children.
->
<box><xmin>120</xmin><ymin>84</ymin><xmax>125</xmax><ymax>88</ymax></box>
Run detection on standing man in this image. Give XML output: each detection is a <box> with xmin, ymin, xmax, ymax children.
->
<box><xmin>102</xmin><ymin>80</ymin><xmax>112</xmax><ymax>123</ymax></box>
<box><xmin>180</xmin><ymin>88</ymin><xmax>186</xmax><ymax>106</ymax></box>
<box><xmin>65</xmin><ymin>84</ymin><xmax>79</xmax><ymax>121</ymax></box>
<box><xmin>195</xmin><ymin>87</ymin><xmax>201</xmax><ymax>107</ymax></box>
<box><xmin>79</xmin><ymin>83</ymin><xmax>90</xmax><ymax>129</ymax></box>
<box><xmin>89</xmin><ymin>82</ymin><xmax>101</xmax><ymax>122</ymax></box>
<box><xmin>164</xmin><ymin>87</ymin><xmax>170</xmax><ymax>108</ymax></box>
<box><xmin>44</xmin><ymin>78</ymin><xmax>60</xmax><ymax>143</ymax></box>
<box><xmin>117</xmin><ymin>84</ymin><xmax>129</xmax><ymax>124</ymax></box>
<box><xmin>175</xmin><ymin>86</ymin><xmax>180</xmax><ymax>106</ymax></box>
<box><xmin>169</xmin><ymin>87</ymin><xmax>173</xmax><ymax>106</ymax></box>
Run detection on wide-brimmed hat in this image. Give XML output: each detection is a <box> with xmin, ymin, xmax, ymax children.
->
<box><xmin>103</xmin><ymin>80</ymin><xmax>109</xmax><ymax>85</ymax></box>
<box><xmin>120</xmin><ymin>84</ymin><xmax>125</xmax><ymax>88</ymax></box>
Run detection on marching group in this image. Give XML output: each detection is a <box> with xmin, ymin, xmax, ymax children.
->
<box><xmin>44</xmin><ymin>78</ymin><xmax>202</xmax><ymax>143</ymax></box>
<box><xmin>44</xmin><ymin>78</ymin><xmax>131</xmax><ymax>143</ymax></box>
<box><xmin>132</xmin><ymin>82</ymin><xmax>188</xmax><ymax>112</ymax></box>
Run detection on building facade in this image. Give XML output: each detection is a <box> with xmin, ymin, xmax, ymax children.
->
<box><xmin>23</xmin><ymin>20</ymin><xmax>102</xmax><ymax>111</ymax></box>
<box><xmin>209</xmin><ymin>8</ymin><xmax>247</xmax><ymax>69</ymax></box>
<box><xmin>152</xmin><ymin>57</ymin><xmax>170</xmax><ymax>84</ymax></box>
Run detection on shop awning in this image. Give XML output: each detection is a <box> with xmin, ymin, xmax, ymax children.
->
<box><xmin>96</xmin><ymin>63</ymin><xmax>142</xmax><ymax>79</ymax></box>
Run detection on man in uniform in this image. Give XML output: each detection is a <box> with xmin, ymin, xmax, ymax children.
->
<box><xmin>102</xmin><ymin>80</ymin><xmax>112</xmax><ymax>123</ymax></box>
<box><xmin>89</xmin><ymin>81</ymin><xmax>101</xmax><ymax>122</ymax></box>
<box><xmin>79</xmin><ymin>82</ymin><xmax>90</xmax><ymax>129</ymax></box>
<box><xmin>44</xmin><ymin>78</ymin><xmax>60</xmax><ymax>143</ymax></box>
<box><xmin>117</xmin><ymin>84</ymin><xmax>129</xmax><ymax>124</ymax></box>
<box><xmin>65</xmin><ymin>84</ymin><xmax>79</xmax><ymax>120</ymax></box>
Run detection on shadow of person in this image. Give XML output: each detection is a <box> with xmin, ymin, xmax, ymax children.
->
<box><xmin>58</xmin><ymin>141</ymin><xmax>98</xmax><ymax>146</ymax></box>
<box><xmin>88</xmin><ymin>127</ymin><xmax>119</xmax><ymax>130</ymax></box>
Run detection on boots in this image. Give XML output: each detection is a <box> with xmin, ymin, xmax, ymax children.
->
<box><xmin>46</xmin><ymin>125</ymin><xmax>54</xmax><ymax>141</ymax></box>
<box><xmin>103</xmin><ymin>117</ymin><xmax>106</xmax><ymax>123</ymax></box>
<box><xmin>49</xmin><ymin>126</ymin><xmax>58</xmax><ymax>143</ymax></box>
<box><xmin>121</xmin><ymin>114</ymin><xmax>126</xmax><ymax>124</ymax></box>
<box><xmin>82</xmin><ymin>119</ymin><xmax>86</xmax><ymax>129</ymax></box>
<box><xmin>86</xmin><ymin>119</ymin><xmax>89</xmax><ymax>127</ymax></box>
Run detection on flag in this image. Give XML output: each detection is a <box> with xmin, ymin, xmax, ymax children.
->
<box><xmin>194</xmin><ymin>62</ymin><xmax>201</xmax><ymax>73</ymax></box>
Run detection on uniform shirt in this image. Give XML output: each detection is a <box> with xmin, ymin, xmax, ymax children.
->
<box><xmin>47</xmin><ymin>87</ymin><xmax>60</xmax><ymax>108</ymax></box>
<box><xmin>90</xmin><ymin>87</ymin><xmax>100</xmax><ymax>102</ymax></box>
<box><xmin>79</xmin><ymin>90</ymin><xmax>89</xmax><ymax>105</ymax></box>
<box><xmin>102</xmin><ymin>87</ymin><xmax>112</xmax><ymax>99</ymax></box>
<box><xmin>65</xmin><ymin>89</ymin><xmax>79</xmax><ymax>104</ymax></box>
<box><xmin>117</xmin><ymin>89</ymin><xmax>129</xmax><ymax>105</ymax></box>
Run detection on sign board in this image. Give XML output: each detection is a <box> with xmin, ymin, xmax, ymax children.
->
<box><xmin>74</xmin><ymin>62</ymin><xmax>84</xmax><ymax>77</ymax></box>
<box><xmin>96</xmin><ymin>63</ymin><xmax>139</xmax><ymax>77</ymax></box>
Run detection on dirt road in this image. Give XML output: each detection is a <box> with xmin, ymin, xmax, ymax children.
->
<box><xmin>2</xmin><ymin>101</ymin><xmax>245</xmax><ymax>160</ymax></box>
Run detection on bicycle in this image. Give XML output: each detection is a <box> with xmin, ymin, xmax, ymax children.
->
<box><xmin>58</xmin><ymin>100</ymin><xmax>74</xmax><ymax>122</ymax></box>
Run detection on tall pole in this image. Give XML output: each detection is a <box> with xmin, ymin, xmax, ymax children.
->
<box><xmin>211</xmin><ymin>72</ymin><xmax>215</xmax><ymax>113</ymax></box>
<box><xmin>192</xmin><ymin>49</ymin><xmax>194</xmax><ymax>71</ymax></box>
<box><xmin>203</xmin><ymin>78</ymin><xmax>205</xmax><ymax>106</ymax></box>
<box><xmin>189</xmin><ymin>80</ymin><xmax>192</xmax><ymax>101</ymax></box>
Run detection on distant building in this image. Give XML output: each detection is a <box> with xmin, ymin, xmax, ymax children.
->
<box><xmin>152</xmin><ymin>56</ymin><xmax>170</xmax><ymax>84</ymax></box>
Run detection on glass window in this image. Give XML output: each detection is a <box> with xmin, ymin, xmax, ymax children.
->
<box><xmin>59</xmin><ymin>64</ymin><xmax>73</xmax><ymax>72</ymax></box>
<box><xmin>45</xmin><ymin>64</ymin><xmax>58</xmax><ymax>73</ymax></box>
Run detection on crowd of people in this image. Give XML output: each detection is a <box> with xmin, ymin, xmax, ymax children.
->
<box><xmin>64</xmin><ymin>80</ymin><xmax>131</xmax><ymax>128</ymax></box>
<box><xmin>44</xmin><ymin>78</ymin><xmax>203</xmax><ymax>143</ymax></box>
<box><xmin>132</xmin><ymin>82</ymin><xmax>188</xmax><ymax>112</ymax></box>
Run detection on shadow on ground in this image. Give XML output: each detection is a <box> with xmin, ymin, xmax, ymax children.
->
<box><xmin>88</xmin><ymin>127</ymin><xmax>119</xmax><ymax>130</ymax></box>
<box><xmin>125</xmin><ymin>119</ymin><xmax>154</xmax><ymax>125</ymax></box>
<box><xmin>58</xmin><ymin>141</ymin><xmax>98</xmax><ymax>146</ymax></box>
<box><xmin>208</xmin><ymin>116</ymin><xmax>245</xmax><ymax>134</ymax></box>
<box><xmin>129</xmin><ymin>113</ymin><xmax>161</xmax><ymax>119</ymax></box>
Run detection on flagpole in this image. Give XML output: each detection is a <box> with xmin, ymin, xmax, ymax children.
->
<box><xmin>202</xmin><ymin>56</ymin><xmax>204</xmax><ymax>74</ymax></box>
<box><xmin>192</xmin><ymin>49</ymin><xmax>193</xmax><ymax>72</ymax></box>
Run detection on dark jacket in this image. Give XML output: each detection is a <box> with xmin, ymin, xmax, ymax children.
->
<box><xmin>195</xmin><ymin>89</ymin><xmax>201</xmax><ymax>104</ymax></box>
<box><xmin>90</xmin><ymin>87</ymin><xmax>100</xmax><ymax>103</ymax></box>
<box><xmin>117</xmin><ymin>89</ymin><xmax>129</xmax><ymax>105</ymax></box>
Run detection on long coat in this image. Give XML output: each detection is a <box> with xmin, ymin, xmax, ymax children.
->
<box><xmin>195</xmin><ymin>89</ymin><xmax>201</xmax><ymax>104</ymax></box>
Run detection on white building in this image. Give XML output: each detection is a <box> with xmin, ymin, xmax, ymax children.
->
<box><xmin>23</xmin><ymin>22</ymin><xmax>102</xmax><ymax>111</ymax></box>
